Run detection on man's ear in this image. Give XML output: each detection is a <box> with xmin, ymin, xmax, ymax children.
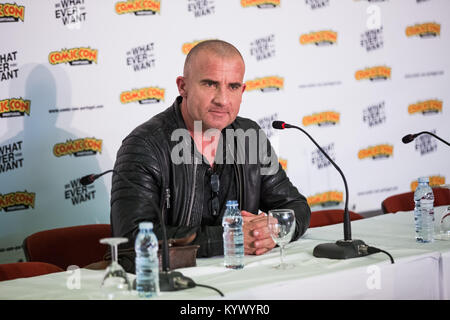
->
<box><xmin>176</xmin><ymin>76</ymin><xmax>187</xmax><ymax>97</ymax></box>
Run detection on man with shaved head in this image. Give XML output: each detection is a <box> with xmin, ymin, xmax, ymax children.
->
<box><xmin>110</xmin><ymin>40</ymin><xmax>311</xmax><ymax>273</ymax></box>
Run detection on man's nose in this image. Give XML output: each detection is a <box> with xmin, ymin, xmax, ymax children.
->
<box><xmin>212</xmin><ymin>86</ymin><xmax>230</xmax><ymax>107</ymax></box>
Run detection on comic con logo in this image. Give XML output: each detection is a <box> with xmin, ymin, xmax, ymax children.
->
<box><xmin>1</xmin><ymin>51</ymin><xmax>19</xmax><ymax>82</ymax></box>
<box><xmin>54</xmin><ymin>0</ymin><xmax>87</xmax><ymax>27</ymax></box>
<box><xmin>250</xmin><ymin>35</ymin><xmax>275</xmax><ymax>61</ymax></box>
<box><xmin>411</xmin><ymin>175</ymin><xmax>445</xmax><ymax>191</ymax></box>
<box><xmin>302</xmin><ymin>111</ymin><xmax>339</xmax><ymax>127</ymax></box>
<box><xmin>358</xmin><ymin>144</ymin><xmax>393</xmax><ymax>160</ymax></box>
<box><xmin>120</xmin><ymin>87</ymin><xmax>165</xmax><ymax>104</ymax></box>
<box><xmin>0</xmin><ymin>3</ymin><xmax>24</xmax><ymax>22</ymax></box>
<box><xmin>48</xmin><ymin>47</ymin><xmax>98</xmax><ymax>66</ymax></box>
<box><xmin>115</xmin><ymin>0</ymin><xmax>161</xmax><ymax>15</ymax></box>
<box><xmin>126</xmin><ymin>43</ymin><xmax>155</xmax><ymax>72</ymax></box>
<box><xmin>187</xmin><ymin>0</ymin><xmax>215</xmax><ymax>17</ymax></box>
<box><xmin>363</xmin><ymin>101</ymin><xmax>386</xmax><ymax>127</ymax></box>
<box><xmin>245</xmin><ymin>76</ymin><xmax>283</xmax><ymax>92</ymax></box>
<box><xmin>406</xmin><ymin>23</ymin><xmax>440</xmax><ymax>38</ymax></box>
<box><xmin>312</xmin><ymin>143</ymin><xmax>335</xmax><ymax>170</ymax></box>
<box><xmin>65</xmin><ymin>178</ymin><xmax>96</xmax><ymax>206</ymax></box>
<box><xmin>408</xmin><ymin>99</ymin><xmax>442</xmax><ymax>115</ymax></box>
<box><xmin>307</xmin><ymin>191</ymin><xmax>343</xmax><ymax>208</ymax></box>
<box><xmin>0</xmin><ymin>98</ymin><xmax>30</xmax><ymax>118</ymax></box>
<box><xmin>0</xmin><ymin>140</ymin><xmax>23</xmax><ymax>174</ymax></box>
<box><xmin>300</xmin><ymin>30</ymin><xmax>337</xmax><ymax>46</ymax></box>
<box><xmin>355</xmin><ymin>66</ymin><xmax>391</xmax><ymax>81</ymax></box>
<box><xmin>0</xmin><ymin>191</ymin><xmax>35</xmax><ymax>212</ymax></box>
<box><xmin>53</xmin><ymin>138</ymin><xmax>102</xmax><ymax>157</ymax></box>
<box><xmin>241</xmin><ymin>0</ymin><xmax>280</xmax><ymax>8</ymax></box>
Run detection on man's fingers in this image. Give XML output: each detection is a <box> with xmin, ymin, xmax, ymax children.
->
<box><xmin>241</xmin><ymin>210</ymin><xmax>254</xmax><ymax>217</ymax></box>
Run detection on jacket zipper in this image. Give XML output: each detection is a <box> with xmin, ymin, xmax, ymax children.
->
<box><xmin>185</xmin><ymin>162</ymin><xmax>197</xmax><ymax>226</ymax></box>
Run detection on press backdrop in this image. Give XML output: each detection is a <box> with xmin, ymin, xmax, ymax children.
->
<box><xmin>1</xmin><ymin>0</ymin><xmax>449</xmax><ymax>263</ymax></box>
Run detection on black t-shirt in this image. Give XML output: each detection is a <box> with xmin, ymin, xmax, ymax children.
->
<box><xmin>191</xmin><ymin>131</ymin><xmax>238</xmax><ymax>227</ymax></box>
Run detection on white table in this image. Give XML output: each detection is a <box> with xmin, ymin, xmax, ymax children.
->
<box><xmin>1</xmin><ymin>209</ymin><xmax>449</xmax><ymax>300</ymax></box>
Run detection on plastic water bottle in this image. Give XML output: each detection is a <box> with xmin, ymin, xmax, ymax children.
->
<box><xmin>135</xmin><ymin>222</ymin><xmax>160</xmax><ymax>297</ymax></box>
<box><xmin>222</xmin><ymin>200</ymin><xmax>244</xmax><ymax>269</ymax></box>
<box><xmin>414</xmin><ymin>177</ymin><xmax>435</xmax><ymax>243</ymax></box>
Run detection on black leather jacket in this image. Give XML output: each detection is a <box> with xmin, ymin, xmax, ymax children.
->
<box><xmin>110</xmin><ymin>96</ymin><xmax>311</xmax><ymax>273</ymax></box>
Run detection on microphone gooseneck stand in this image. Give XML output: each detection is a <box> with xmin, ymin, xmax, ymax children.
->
<box><xmin>402</xmin><ymin>131</ymin><xmax>450</xmax><ymax>146</ymax></box>
<box><xmin>272</xmin><ymin>121</ymin><xmax>394</xmax><ymax>262</ymax></box>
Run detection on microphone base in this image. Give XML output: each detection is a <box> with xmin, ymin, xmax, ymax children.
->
<box><xmin>159</xmin><ymin>271</ymin><xmax>195</xmax><ymax>292</ymax></box>
<box><xmin>132</xmin><ymin>271</ymin><xmax>195</xmax><ymax>292</ymax></box>
<box><xmin>313</xmin><ymin>239</ymin><xmax>368</xmax><ymax>260</ymax></box>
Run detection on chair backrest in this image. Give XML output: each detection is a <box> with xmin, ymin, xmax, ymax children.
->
<box><xmin>0</xmin><ymin>262</ymin><xmax>63</xmax><ymax>282</ymax></box>
<box><xmin>309</xmin><ymin>209</ymin><xmax>363</xmax><ymax>228</ymax></box>
<box><xmin>23</xmin><ymin>224</ymin><xmax>111</xmax><ymax>270</ymax></box>
<box><xmin>381</xmin><ymin>187</ymin><xmax>450</xmax><ymax>214</ymax></box>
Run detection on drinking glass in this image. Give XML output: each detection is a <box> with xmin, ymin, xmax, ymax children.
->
<box><xmin>99</xmin><ymin>237</ymin><xmax>131</xmax><ymax>299</ymax></box>
<box><xmin>435</xmin><ymin>206</ymin><xmax>450</xmax><ymax>241</ymax></box>
<box><xmin>268</xmin><ymin>209</ymin><xmax>296</xmax><ymax>269</ymax></box>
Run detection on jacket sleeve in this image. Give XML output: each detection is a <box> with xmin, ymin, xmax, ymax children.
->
<box><xmin>110</xmin><ymin>134</ymin><xmax>198</xmax><ymax>273</ymax></box>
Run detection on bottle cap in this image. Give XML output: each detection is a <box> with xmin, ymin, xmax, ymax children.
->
<box><xmin>418</xmin><ymin>177</ymin><xmax>429</xmax><ymax>183</ymax></box>
<box><xmin>139</xmin><ymin>222</ymin><xmax>153</xmax><ymax>229</ymax></box>
<box><xmin>226</xmin><ymin>200</ymin><xmax>238</xmax><ymax>207</ymax></box>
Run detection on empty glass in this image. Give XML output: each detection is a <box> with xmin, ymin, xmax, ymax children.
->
<box><xmin>435</xmin><ymin>206</ymin><xmax>450</xmax><ymax>241</ymax></box>
<box><xmin>268</xmin><ymin>209</ymin><xmax>296</xmax><ymax>269</ymax></box>
<box><xmin>99</xmin><ymin>237</ymin><xmax>131</xmax><ymax>299</ymax></box>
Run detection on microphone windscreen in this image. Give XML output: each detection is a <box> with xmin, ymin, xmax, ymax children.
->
<box><xmin>80</xmin><ymin>174</ymin><xmax>95</xmax><ymax>186</ymax></box>
<box><xmin>272</xmin><ymin>121</ymin><xmax>285</xmax><ymax>129</ymax></box>
<box><xmin>402</xmin><ymin>134</ymin><xmax>415</xmax><ymax>144</ymax></box>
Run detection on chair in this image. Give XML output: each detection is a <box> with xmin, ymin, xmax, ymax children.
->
<box><xmin>381</xmin><ymin>187</ymin><xmax>450</xmax><ymax>214</ymax></box>
<box><xmin>23</xmin><ymin>224</ymin><xmax>111</xmax><ymax>270</ymax></box>
<box><xmin>0</xmin><ymin>262</ymin><xmax>63</xmax><ymax>281</ymax></box>
<box><xmin>309</xmin><ymin>209</ymin><xmax>364</xmax><ymax>228</ymax></box>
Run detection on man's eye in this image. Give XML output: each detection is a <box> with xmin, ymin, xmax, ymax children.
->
<box><xmin>230</xmin><ymin>84</ymin><xmax>241</xmax><ymax>90</ymax></box>
<box><xmin>203</xmin><ymin>81</ymin><xmax>217</xmax><ymax>87</ymax></box>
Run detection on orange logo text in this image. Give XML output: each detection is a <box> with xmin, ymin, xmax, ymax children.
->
<box><xmin>115</xmin><ymin>0</ymin><xmax>161</xmax><ymax>14</ymax></box>
<box><xmin>0</xmin><ymin>3</ymin><xmax>24</xmax><ymax>21</ymax></box>
<box><xmin>300</xmin><ymin>30</ymin><xmax>337</xmax><ymax>45</ymax></box>
<box><xmin>358</xmin><ymin>144</ymin><xmax>393</xmax><ymax>159</ymax></box>
<box><xmin>0</xmin><ymin>98</ymin><xmax>30</xmax><ymax>116</ymax></box>
<box><xmin>241</xmin><ymin>0</ymin><xmax>280</xmax><ymax>7</ymax></box>
<box><xmin>49</xmin><ymin>47</ymin><xmax>98</xmax><ymax>65</ymax></box>
<box><xmin>245</xmin><ymin>76</ymin><xmax>284</xmax><ymax>91</ymax></box>
<box><xmin>0</xmin><ymin>191</ymin><xmax>35</xmax><ymax>211</ymax></box>
<box><xmin>408</xmin><ymin>99</ymin><xmax>442</xmax><ymax>114</ymax></box>
<box><xmin>406</xmin><ymin>23</ymin><xmax>440</xmax><ymax>37</ymax></box>
<box><xmin>302</xmin><ymin>111</ymin><xmax>340</xmax><ymax>126</ymax></box>
<box><xmin>307</xmin><ymin>191</ymin><xmax>343</xmax><ymax>207</ymax></box>
<box><xmin>355</xmin><ymin>66</ymin><xmax>391</xmax><ymax>81</ymax></box>
<box><xmin>120</xmin><ymin>87</ymin><xmax>165</xmax><ymax>104</ymax></box>
<box><xmin>53</xmin><ymin>138</ymin><xmax>102</xmax><ymax>157</ymax></box>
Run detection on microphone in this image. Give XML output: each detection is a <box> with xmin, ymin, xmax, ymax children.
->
<box><xmin>273</xmin><ymin>121</ymin><xmax>379</xmax><ymax>260</ymax></box>
<box><xmin>80</xmin><ymin>170</ymin><xmax>113</xmax><ymax>186</ymax></box>
<box><xmin>80</xmin><ymin>169</ymin><xmax>196</xmax><ymax>292</ymax></box>
<box><xmin>402</xmin><ymin>131</ymin><xmax>450</xmax><ymax>146</ymax></box>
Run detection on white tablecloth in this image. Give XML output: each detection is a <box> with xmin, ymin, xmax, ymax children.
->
<box><xmin>1</xmin><ymin>210</ymin><xmax>449</xmax><ymax>300</ymax></box>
